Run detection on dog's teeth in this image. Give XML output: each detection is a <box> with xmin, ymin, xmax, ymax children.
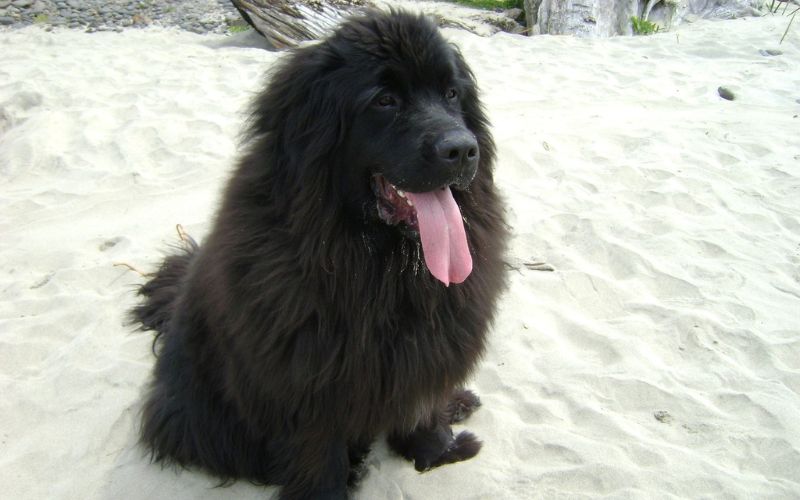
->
<box><xmin>397</xmin><ymin>190</ymin><xmax>406</xmax><ymax>198</ymax></box>
<box><xmin>406</xmin><ymin>198</ymin><xmax>413</xmax><ymax>206</ymax></box>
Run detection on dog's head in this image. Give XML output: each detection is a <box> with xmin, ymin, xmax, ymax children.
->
<box><xmin>248</xmin><ymin>10</ymin><xmax>494</xmax><ymax>285</ymax></box>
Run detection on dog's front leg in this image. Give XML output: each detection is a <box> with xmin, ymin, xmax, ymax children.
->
<box><xmin>387</xmin><ymin>394</ymin><xmax>482</xmax><ymax>472</ymax></box>
<box><xmin>280</xmin><ymin>434</ymin><xmax>349</xmax><ymax>500</ymax></box>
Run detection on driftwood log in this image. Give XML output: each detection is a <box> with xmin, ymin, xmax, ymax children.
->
<box><xmin>231</xmin><ymin>0</ymin><xmax>371</xmax><ymax>49</ymax></box>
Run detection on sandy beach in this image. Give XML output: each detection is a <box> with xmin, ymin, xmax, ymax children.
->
<box><xmin>1</xmin><ymin>13</ymin><xmax>799</xmax><ymax>499</ymax></box>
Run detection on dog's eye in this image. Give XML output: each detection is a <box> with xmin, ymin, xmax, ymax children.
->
<box><xmin>374</xmin><ymin>94</ymin><xmax>398</xmax><ymax>109</ymax></box>
<box><xmin>446</xmin><ymin>88</ymin><xmax>458</xmax><ymax>100</ymax></box>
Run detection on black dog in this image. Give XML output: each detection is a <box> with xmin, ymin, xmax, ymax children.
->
<box><xmin>132</xmin><ymin>10</ymin><xmax>507</xmax><ymax>499</ymax></box>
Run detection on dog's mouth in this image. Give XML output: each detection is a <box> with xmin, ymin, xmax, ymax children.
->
<box><xmin>372</xmin><ymin>175</ymin><xmax>420</xmax><ymax>231</ymax></box>
<box><xmin>371</xmin><ymin>174</ymin><xmax>472</xmax><ymax>286</ymax></box>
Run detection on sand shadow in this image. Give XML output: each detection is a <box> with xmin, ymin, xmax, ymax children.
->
<box><xmin>202</xmin><ymin>30</ymin><xmax>277</xmax><ymax>50</ymax></box>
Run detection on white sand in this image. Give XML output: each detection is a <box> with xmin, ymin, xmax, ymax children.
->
<box><xmin>1</xmin><ymin>15</ymin><xmax>799</xmax><ymax>499</ymax></box>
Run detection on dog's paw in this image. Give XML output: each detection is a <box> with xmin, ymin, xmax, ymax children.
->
<box><xmin>417</xmin><ymin>431</ymin><xmax>482</xmax><ymax>472</ymax></box>
<box><xmin>347</xmin><ymin>460</ymin><xmax>369</xmax><ymax>487</ymax></box>
<box><xmin>446</xmin><ymin>389</ymin><xmax>482</xmax><ymax>424</ymax></box>
<box><xmin>444</xmin><ymin>431</ymin><xmax>482</xmax><ymax>462</ymax></box>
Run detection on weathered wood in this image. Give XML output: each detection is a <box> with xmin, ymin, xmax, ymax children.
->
<box><xmin>231</xmin><ymin>0</ymin><xmax>370</xmax><ymax>49</ymax></box>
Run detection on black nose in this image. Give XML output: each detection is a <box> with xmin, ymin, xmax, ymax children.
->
<box><xmin>434</xmin><ymin>130</ymin><xmax>479</xmax><ymax>170</ymax></box>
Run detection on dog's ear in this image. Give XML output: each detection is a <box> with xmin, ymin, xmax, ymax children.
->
<box><xmin>452</xmin><ymin>47</ymin><xmax>495</xmax><ymax>177</ymax></box>
<box><xmin>245</xmin><ymin>44</ymin><xmax>347</xmax><ymax>182</ymax></box>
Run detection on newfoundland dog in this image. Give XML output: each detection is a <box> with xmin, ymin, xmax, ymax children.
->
<box><xmin>132</xmin><ymin>9</ymin><xmax>507</xmax><ymax>500</ymax></box>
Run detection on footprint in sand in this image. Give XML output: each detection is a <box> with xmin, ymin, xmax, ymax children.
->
<box><xmin>0</xmin><ymin>90</ymin><xmax>43</xmax><ymax>133</ymax></box>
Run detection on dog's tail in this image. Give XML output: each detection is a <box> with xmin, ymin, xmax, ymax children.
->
<box><xmin>130</xmin><ymin>240</ymin><xmax>197</xmax><ymax>352</ymax></box>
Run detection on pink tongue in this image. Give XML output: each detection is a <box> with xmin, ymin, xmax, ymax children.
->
<box><xmin>405</xmin><ymin>188</ymin><xmax>472</xmax><ymax>286</ymax></box>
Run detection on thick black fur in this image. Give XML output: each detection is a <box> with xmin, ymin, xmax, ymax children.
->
<box><xmin>132</xmin><ymin>10</ymin><xmax>507</xmax><ymax>500</ymax></box>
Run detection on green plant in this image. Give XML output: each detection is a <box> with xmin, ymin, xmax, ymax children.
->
<box><xmin>768</xmin><ymin>0</ymin><xmax>799</xmax><ymax>15</ymax></box>
<box><xmin>780</xmin><ymin>10</ymin><xmax>796</xmax><ymax>44</ymax></box>
<box><xmin>33</xmin><ymin>13</ymin><xmax>49</xmax><ymax>24</ymax></box>
<box><xmin>768</xmin><ymin>0</ymin><xmax>799</xmax><ymax>45</ymax></box>
<box><xmin>445</xmin><ymin>0</ymin><xmax>524</xmax><ymax>11</ymax></box>
<box><xmin>228</xmin><ymin>24</ymin><xmax>251</xmax><ymax>34</ymax></box>
<box><xmin>631</xmin><ymin>15</ymin><xmax>660</xmax><ymax>35</ymax></box>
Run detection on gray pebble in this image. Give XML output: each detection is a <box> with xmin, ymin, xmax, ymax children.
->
<box><xmin>0</xmin><ymin>15</ymin><xmax>14</xmax><ymax>24</ymax></box>
<box><xmin>1</xmin><ymin>0</ymin><xmax>241</xmax><ymax>34</ymax></box>
<box><xmin>718</xmin><ymin>87</ymin><xmax>735</xmax><ymax>101</ymax></box>
<box><xmin>759</xmin><ymin>49</ymin><xmax>783</xmax><ymax>56</ymax></box>
<box><xmin>653</xmin><ymin>410</ymin><xmax>673</xmax><ymax>423</ymax></box>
